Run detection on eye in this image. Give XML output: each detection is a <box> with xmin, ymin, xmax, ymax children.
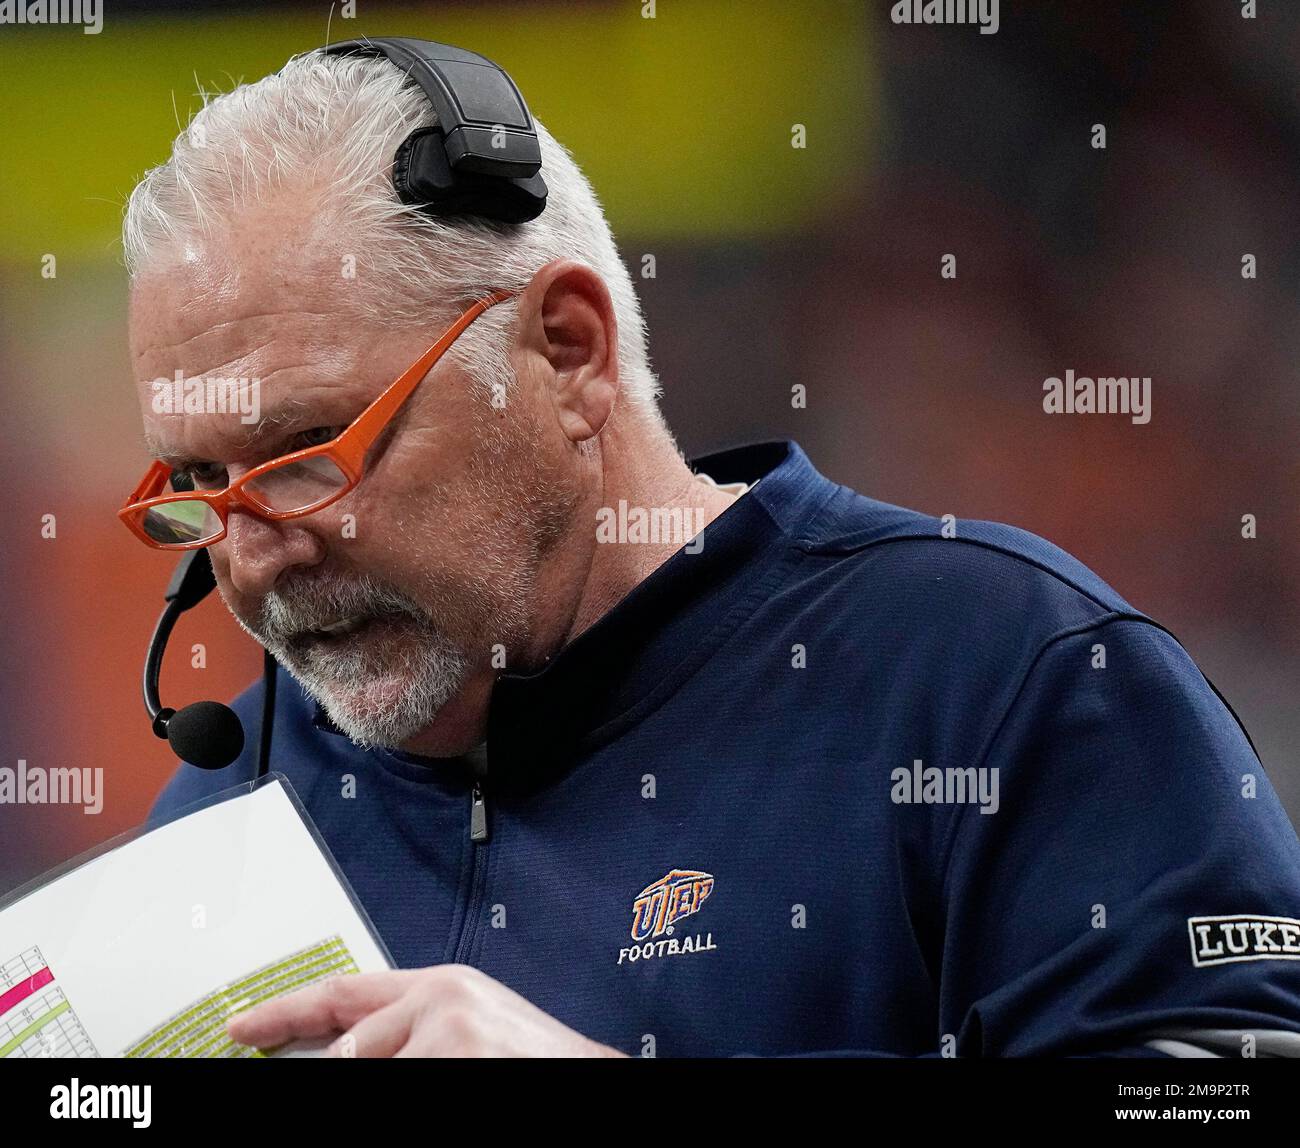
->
<box><xmin>297</xmin><ymin>426</ymin><xmax>345</xmax><ymax>449</ymax></box>
<box><xmin>171</xmin><ymin>462</ymin><xmax>226</xmax><ymax>492</ymax></box>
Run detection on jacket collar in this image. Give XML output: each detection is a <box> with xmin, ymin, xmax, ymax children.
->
<box><xmin>311</xmin><ymin>440</ymin><xmax>833</xmax><ymax>790</ymax></box>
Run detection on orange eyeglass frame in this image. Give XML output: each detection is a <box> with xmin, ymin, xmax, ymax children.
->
<box><xmin>119</xmin><ymin>288</ymin><xmax>518</xmax><ymax>550</ymax></box>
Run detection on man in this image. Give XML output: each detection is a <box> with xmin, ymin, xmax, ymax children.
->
<box><xmin>127</xmin><ymin>43</ymin><xmax>1300</xmax><ymax>1058</ymax></box>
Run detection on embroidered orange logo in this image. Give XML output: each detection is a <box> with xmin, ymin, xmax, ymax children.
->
<box><xmin>630</xmin><ymin>869</ymin><xmax>715</xmax><ymax>940</ymax></box>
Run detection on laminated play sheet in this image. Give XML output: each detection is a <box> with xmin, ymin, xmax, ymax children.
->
<box><xmin>0</xmin><ymin>775</ymin><xmax>392</xmax><ymax>1058</ymax></box>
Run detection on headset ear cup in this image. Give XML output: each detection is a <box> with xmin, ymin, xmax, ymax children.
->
<box><xmin>392</xmin><ymin>128</ymin><xmax>456</xmax><ymax>206</ymax></box>
<box><xmin>394</xmin><ymin>127</ymin><xmax>548</xmax><ymax>224</ymax></box>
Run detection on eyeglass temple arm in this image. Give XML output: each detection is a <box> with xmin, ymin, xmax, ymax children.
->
<box><xmin>343</xmin><ymin>290</ymin><xmax>515</xmax><ymax>456</ymax></box>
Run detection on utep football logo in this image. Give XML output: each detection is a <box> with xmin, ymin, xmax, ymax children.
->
<box><xmin>618</xmin><ymin>869</ymin><xmax>719</xmax><ymax>966</ymax></box>
<box><xmin>631</xmin><ymin>869</ymin><xmax>714</xmax><ymax>940</ymax></box>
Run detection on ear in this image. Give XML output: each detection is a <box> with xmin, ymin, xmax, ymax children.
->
<box><xmin>516</xmin><ymin>259</ymin><xmax>619</xmax><ymax>443</ymax></box>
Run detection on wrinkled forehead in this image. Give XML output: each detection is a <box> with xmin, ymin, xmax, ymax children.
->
<box><xmin>129</xmin><ymin>223</ymin><xmax>348</xmax><ymax>357</ymax></box>
<box><xmin>128</xmin><ymin>249</ymin><xmax>373</xmax><ymax>465</ymax></box>
<box><xmin>130</xmin><ymin>268</ymin><xmax>343</xmax><ymax>377</ymax></box>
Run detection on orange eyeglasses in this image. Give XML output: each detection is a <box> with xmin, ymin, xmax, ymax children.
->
<box><xmin>119</xmin><ymin>289</ymin><xmax>517</xmax><ymax>550</ymax></box>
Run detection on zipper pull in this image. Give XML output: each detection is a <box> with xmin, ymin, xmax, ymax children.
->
<box><xmin>470</xmin><ymin>781</ymin><xmax>489</xmax><ymax>843</ymax></box>
<box><xmin>467</xmin><ymin>743</ymin><xmax>489</xmax><ymax>844</ymax></box>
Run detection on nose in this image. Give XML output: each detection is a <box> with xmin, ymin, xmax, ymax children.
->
<box><xmin>217</xmin><ymin>503</ymin><xmax>326</xmax><ymax>598</ymax></box>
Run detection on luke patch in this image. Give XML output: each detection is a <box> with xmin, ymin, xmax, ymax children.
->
<box><xmin>1188</xmin><ymin>915</ymin><xmax>1300</xmax><ymax>967</ymax></box>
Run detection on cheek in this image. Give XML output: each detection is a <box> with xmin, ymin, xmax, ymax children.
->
<box><xmin>362</xmin><ymin>429</ymin><xmax>460</xmax><ymax>511</ymax></box>
<box><xmin>328</xmin><ymin>422</ymin><xmax>532</xmax><ymax>586</ymax></box>
<box><xmin>309</xmin><ymin>453</ymin><xmax>437</xmax><ymax>547</ymax></box>
<box><xmin>371</xmin><ymin>436</ymin><xmax>505</xmax><ymax>540</ymax></box>
<box><xmin>323</xmin><ymin>480</ymin><xmax>467</xmax><ymax>586</ymax></box>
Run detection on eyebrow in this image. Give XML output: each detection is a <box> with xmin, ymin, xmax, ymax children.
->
<box><xmin>143</xmin><ymin>398</ymin><xmax>310</xmax><ymax>469</ymax></box>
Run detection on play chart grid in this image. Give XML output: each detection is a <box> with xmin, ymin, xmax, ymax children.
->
<box><xmin>0</xmin><ymin>946</ymin><xmax>99</xmax><ymax>1058</ymax></box>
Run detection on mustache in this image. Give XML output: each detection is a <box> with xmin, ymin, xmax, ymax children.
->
<box><xmin>252</xmin><ymin>571</ymin><xmax>428</xmax><ymax>644</ymax></box>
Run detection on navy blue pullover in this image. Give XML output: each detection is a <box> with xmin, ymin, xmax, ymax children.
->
<box><xmin>150</xmin><ymin>441</ymin><xmax>1300</xmax><ymax>1057</ymax></box>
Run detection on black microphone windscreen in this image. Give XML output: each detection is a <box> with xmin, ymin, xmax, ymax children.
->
<box><xmin>166</xmin><ymin>700</ymin><xmax>245</xmax><ymax>770</ymax></box>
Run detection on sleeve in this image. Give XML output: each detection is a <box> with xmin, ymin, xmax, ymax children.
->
<box><xmin>935</xmin><ymin>617</ymin><xmax>1300</xmax><ymax>1057</ymax></box>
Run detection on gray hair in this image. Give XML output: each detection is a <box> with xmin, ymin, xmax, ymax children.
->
<box><xmin>123</xmin><ymin>51</ymin><xmax>661</xmax><ymax>412</ymax></box>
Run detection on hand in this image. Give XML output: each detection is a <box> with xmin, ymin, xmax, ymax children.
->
<box><xmin>225</xmin><ymin>964</ymin><xmax>627</xmax><ymax>1058</ymax></box>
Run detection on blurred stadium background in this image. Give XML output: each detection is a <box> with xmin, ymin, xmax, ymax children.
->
<box><xmin>0</xmin><ymin>0</ymin><xmax>1296</xmax><ymax>896</ymax></box>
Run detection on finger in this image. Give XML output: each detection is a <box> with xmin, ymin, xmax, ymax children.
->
<box><xmin>227</xmin><ymin>970</ymin><xmax>418</xmax><ymax>1048</ymax></box>
<box><xmin>328</xmin><ymin>998</ymin><xmax>415</xmax><ymax>1059</ymax></box>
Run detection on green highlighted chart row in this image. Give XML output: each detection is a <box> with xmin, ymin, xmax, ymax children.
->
<box><xmin>0</xmin><ymin>946</ymin><xmax>99</xmax><ymax>1058</ymax></box>
<box><xmin>125</xmin><ymin>935</ymin><xmax>359</xmax><ymax>1058</ymax></box>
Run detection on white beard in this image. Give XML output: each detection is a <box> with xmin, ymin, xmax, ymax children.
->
<box><xmin>286</xmin><ymin>619</ymin><xmax>470</xmax><ymax>750</ymax></box>
<box><xmin>230</xmin><ymin>572</ymin><xmax>472</xmax><ymax>751</ymax></box>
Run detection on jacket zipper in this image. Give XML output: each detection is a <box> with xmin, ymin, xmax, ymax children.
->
<box><xmin>470</xmin><ymin>778</ymin><xmax>488</xmax><ymax>843</ymax></box>
<box><xmin>453</xmin><ymin>748</ymin><xmax>490</xmax><ymax>964</ymax></box>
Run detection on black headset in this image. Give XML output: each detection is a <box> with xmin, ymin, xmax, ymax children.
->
<box><xmin>144</xmin><ymin>37</ymin><xmax>546</xmax><ymax>776</ymax></box>
<box><xmin>319</xmin><ymin>36</ymin><xmax>547</xmax><ymax>223</ymax></box>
